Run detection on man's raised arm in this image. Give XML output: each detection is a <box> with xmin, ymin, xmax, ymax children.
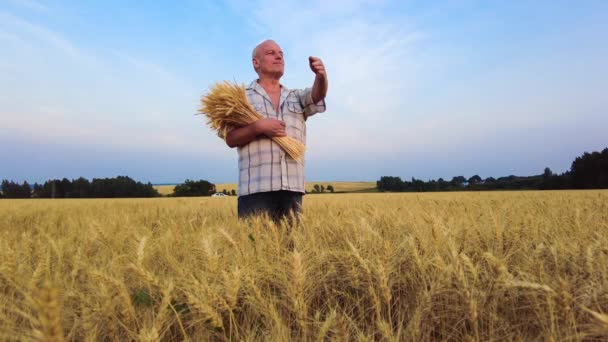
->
<box><xmin>309</xmin><ymin>56</ymin><xmax>328</xmax><ymax>103</ymax></box>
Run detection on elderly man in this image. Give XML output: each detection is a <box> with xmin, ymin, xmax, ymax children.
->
<box><xmin>222</xmin><ymin>39</ymin><xmax>328</xmax><ymax>224</ymax></box>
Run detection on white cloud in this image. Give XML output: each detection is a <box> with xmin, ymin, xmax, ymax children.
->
<box><xmin>0</xmin><ymin>29</ymin><xmax>27</xmax><ymax>44</ymax></box>
<box><xmin>1</xmin><ymin>104</ymin><xmax>229</xmax><ymax>159</ymax></box>
<box><xmin>110</xmin><ymin>50</ymin><xmax>180</xmax><ymax>83</ymax></box>
<box><xmin>4</xmin><ymin>0</ymin><xmax>49</xmax><ymax>12</ymax></box>
<box><xmin>0</xmin><ymin>10</ymin><xmax>225</xmax><ymax>158</ymax></box>
<box><xmin>0</xmin><ymin>11</ymin><xmax>84</xmax><ymax>60</ymax></box>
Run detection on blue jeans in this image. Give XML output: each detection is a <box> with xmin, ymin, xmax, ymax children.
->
<box><xmin>237</xmin><ymin>190</ymin><xmax>303</xmax><ymax>225</ymax></box>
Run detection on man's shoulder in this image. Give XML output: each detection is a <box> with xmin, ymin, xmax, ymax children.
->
<box><xmin>246</xmin><ymin>79</ymin><xmax>258</xmax><ymax>90</ymax></box>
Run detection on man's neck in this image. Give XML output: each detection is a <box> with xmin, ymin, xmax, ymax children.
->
<box><xmin>257</xmin><ymin>76</ymin><xmax>281</xmax><ymax>93</ymax></box>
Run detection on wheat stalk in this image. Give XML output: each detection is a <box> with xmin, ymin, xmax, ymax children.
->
<box><xmin>199</xmin><ymin>81</ymin><xmax>305</xmax><ymax>163</ymax></box>
<box><xmin>35</xmin><ymin>280</ymin><xmax>64</xmax><ymax>342</ymax></box>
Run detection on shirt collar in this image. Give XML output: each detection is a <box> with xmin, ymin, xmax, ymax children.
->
<box><xmin>248</xmin><ymin>79</ymin><xmax>291</xmax><ymax>110</ymax></box>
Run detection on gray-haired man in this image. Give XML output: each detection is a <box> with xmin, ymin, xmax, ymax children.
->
<box><xmin>221</xmin><ymin>39</ymin><xmax>328</xmax><ymax>224</ymax></box>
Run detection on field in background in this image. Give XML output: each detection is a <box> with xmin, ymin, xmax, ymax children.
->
<box><xmin>154</xmin><ymin>185</ymin><xmax>178</xmax><ymax>195</ymax></box>
<box><xmin>1</xmin><ymin>191</ymin><xmax>607</xmax><ymax>340</ymax></box>
<box><xmin>154</xmin><ymin>181</ymin><xmax>377</xmax><ymax>195</ymax></box>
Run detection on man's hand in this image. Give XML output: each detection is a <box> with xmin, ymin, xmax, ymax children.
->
<box><xmin>255</xmin><ymin>118</ymin><xmax>287</xmax><ymax>138</ymax></box>
<box><xmin>309</xmin><ymin>56</ymin><xmax>326</xmax><ymax>78</ymax></box>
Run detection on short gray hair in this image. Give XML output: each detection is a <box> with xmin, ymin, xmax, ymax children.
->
<box><xmin>252</xmin><ymin>39</ymin><xmax>276</xmax><ymax>59</ymax></box>
<box><xmin>252</xmin><ymin>39</ymin><xmax>277</xmax><ymax>73</ymax></box>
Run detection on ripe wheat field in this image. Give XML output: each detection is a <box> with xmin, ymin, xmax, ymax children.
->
<box><xmin>1</xmin><ymin>191</ymin><xmax>608</xmax><ymax>341</ymax></box>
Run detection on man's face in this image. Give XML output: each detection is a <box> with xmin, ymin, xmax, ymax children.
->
<box><xmin>253</xmin><ymin>41</ymin><xmax>284</xmax><ymax>78</ymax></box>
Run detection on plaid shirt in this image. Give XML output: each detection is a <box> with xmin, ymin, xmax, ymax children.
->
<box><xmin>221</xmin><ymin>79</ymin><xmax>326</xmax><ymax>196</ymax></box>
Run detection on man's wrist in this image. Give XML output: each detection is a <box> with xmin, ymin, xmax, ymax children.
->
<box><xmin>251</xmin><ymin>121</ymin><xmax>261</xmax><ymax>135</ymax></box>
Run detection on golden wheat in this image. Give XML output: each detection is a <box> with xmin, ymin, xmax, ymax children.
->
<box><xmin>34</xmin><ymin>280</ymin><xmax>64</xmax><ymax>342</ymax></box>
<box><xmin>0</xmin><ymin>191</ymin><xmax>607</xmax><ymax>340</ymax></box>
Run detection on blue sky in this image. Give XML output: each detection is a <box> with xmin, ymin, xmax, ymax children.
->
<box><xmin>1</xmin><ymin>0</ymin><xmax>607</xmax><ymax>184</ymax></box>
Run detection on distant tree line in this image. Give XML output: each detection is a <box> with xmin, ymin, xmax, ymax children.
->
<box><xmin>2</xmin><ymin>148</ymin><xmax>606</xmax><ymax>198</ymax></box>
<box><xmin>377</xmin><ymin>147</ymin><xmax>608</xmax><ymax>192</ymax></box>
<box><xmin>0</xmin><ymin>176</ymin><xmax>159</xmax><ymax>199</ymax></box>
<box><xmin>0</xmin><ymin>177</ymin><xmax>230</xmax><ymax>199</ymax></box>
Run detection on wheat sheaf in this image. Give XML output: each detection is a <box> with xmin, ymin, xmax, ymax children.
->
<box><xmin>199</xmin><ymin>81</ymin><xmax>305</xmax><ymax>163</ymax></box>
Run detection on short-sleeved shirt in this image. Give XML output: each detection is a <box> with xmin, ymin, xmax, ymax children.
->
<box><xmin>220</xmin><ymin>79</ymin><xmax>326</xmax><ymax>197</ymax></box>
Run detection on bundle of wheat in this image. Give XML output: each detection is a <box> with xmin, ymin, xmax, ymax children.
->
<box><xmin>198</xmin><ymin>81</ymin><xmax>305</xmax><ymax>163</ymax></box>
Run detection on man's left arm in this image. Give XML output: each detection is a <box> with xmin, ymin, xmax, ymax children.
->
<box><xmin>297</xmin><ymin>56</ymin><xmax>328</xmax><ymax>120</ymax></box>
<box><xmin>309</xmin><ymin>56</ymin><xmax>328</xmax><ymax>103</ymax></box>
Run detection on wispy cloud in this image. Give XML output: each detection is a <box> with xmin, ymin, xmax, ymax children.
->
<box><xmin>110</xmin><ymin>50</ymin><xmax>182</xmax><ymax>84</ymax></box>
<box><xmin>0</xmin><ymin>28</ymin><xmax>31</xmax><ymax>53</ymax></box>
<box><xmin>1</xmin><ymin>105</ymin><xmax>224</xmax><ymax>158</ymax></box>
<box><xmin>0</xmin><ymin>11</ymin><xmax>83</xmax><ymax>60</ymax></box>
<box><xmin>0</xmin><ymin>10</ymin><xmax>218</xmax><ymax>158</ymax></box>
<box><xmin>4</xmin><ymin>0</ymin><xmax>50</xmax><ymax>13</ymax></box>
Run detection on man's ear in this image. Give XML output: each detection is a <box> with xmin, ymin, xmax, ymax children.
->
<box><xmin>252</xmin><ymin>57</ymin><xmax>259</xmax><ymax>70</ymax></box>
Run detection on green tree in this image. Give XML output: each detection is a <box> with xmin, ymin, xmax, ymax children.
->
<box><xmin>1</xmin><ymin>180</ymin><xmax>31</xmax><ymax>198</ymax></box>
<box><xmin>570</xmin><ymin>148</ymin><xmax>608</xmax><ymax>189</ymax></box>
<box><xmin>411</xmin><ymin>177</ymin><xmax>425</xmax><ymax>192</ymax></box>
<box><xmin>61</xmin><ymin>178</ymin><xmax>72</xmax><ymax>197</ymax></box>
<box><xmin>22</xmin><ymin>181</ymin><xmax>31</xmax><ymax>198</ymax></box>
<box><xmin>451</xmin><ymin>176</ymin><xmax>466</xmax><ymax>188</ymax></box>
<box><xmin>71</xmin><ymin>177</ymin><xmax>91</xmax><ymax>198</ymax></box>
<box><xmin>468</xmin><ymin>175</ymin><xmax>482</xmax><ymax>185</ymax></box>
<box><xmin>326</xmin><ymin>184</ymin><xmax>334</xmax><ymax>193</ymax></box>
<box><xmin>377</xmin><ymin>176</ymin><xmax>405</xmax><ymax>191</ymax></box>
<box><xmin>173</xmin><ymin>179</ymin><xmax>216</xmax><ymax>197</ymax></box>
<box><xmin>437</xmin><ymin>178</ymin><xmax>449</xmax><ymax>191</ymax></box>
<box><xmin>86</xmin><ymin>176</ymin><xmax>159</xmax><ymax>198</ymax></box>
<box><xmin>313</xmin><ymin>184</ymin><xmax>321</xmax><ymax>193</ymax></box>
